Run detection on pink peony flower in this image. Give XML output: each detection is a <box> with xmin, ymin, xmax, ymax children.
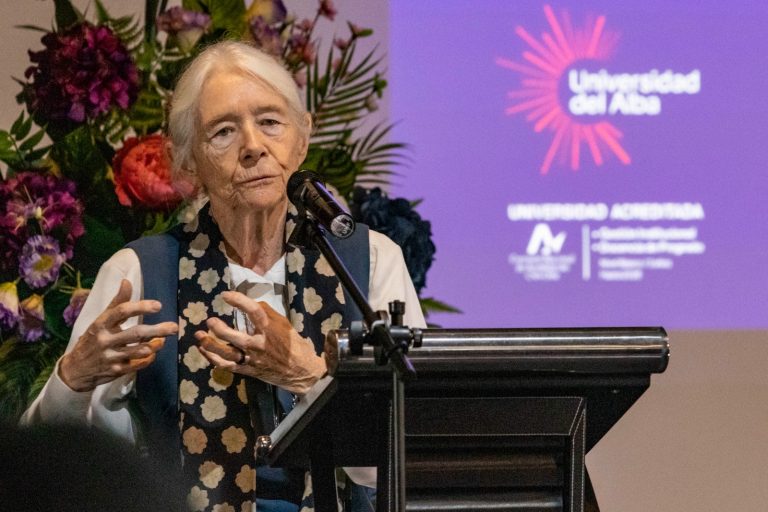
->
<box><xmin>19</xmin><ymin>294</ymin><xmax>46</xmax><ymax>342</ymax></box>
<box><xmin>113</xmin><ymin>134</ymin><xmax>195</xmax><ymax>211</ymax></box>
<box><xmin>24</xmin><ymin>23</ymin><xmax>139</xmax><ymax>124</ymax></box>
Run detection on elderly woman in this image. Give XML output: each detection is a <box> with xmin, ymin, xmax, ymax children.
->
<box><xmin>22</xmin><ymin>41</ymin><xmax>425</xmax><ymax>512</ymax></box>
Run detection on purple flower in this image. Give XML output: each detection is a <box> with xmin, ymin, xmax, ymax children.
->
<box><xmin>19</xmin><ymin>294</ymin><xmax>46</xmax><ymax>342</ymax></box>
<box><xmin>0</xmin><ymin>172</ymin><xmax>84</xmax><ymax>273</ymax></box>
<box><xmin>0</xmin><ymin>281</ymin><xmax>20</xmax><ymax>331</ymax></box>
<box><xmin>24</xmin><ymin>23</ymin><xmax>139</xmax><ymax>124</ymax></box>
<box><xmin>156</xmin><ymin>7</ymin><xmax>211</xmax><ymax>53</ymax></box>
<box><xmin>19</xmin><ymin>235</ymin><xmax>65</xmax><ymax>289</ymax></box>
<box><xmin>157</xmin><ymin>6</ymin><xmax>211</xmax><ymax>32</ymax></box>
<box><xmin>245</xmin><ymin>0</ymin><xmax>288</xmax><ymax>25</ymax></box>
<box><xmin>249</xmin><ymin>17</ymin><xmax>284</xmax><ymax>57</ymax></box>
<box><xmin>63</xmin><ymin>288</ymin><xmax>90</xmax><ymax>327</ymax></box>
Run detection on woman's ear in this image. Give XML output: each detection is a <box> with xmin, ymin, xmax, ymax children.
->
<box><xmin>297</xmin><ymin>112</ymin><xmax>313</xmax><ymax>161</ymax></box>
<box><xmin>164</xmin><ymin>138</ymin><xmax>201</xmax><ymax>188</ymax></box>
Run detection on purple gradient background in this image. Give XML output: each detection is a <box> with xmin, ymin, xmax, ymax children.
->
<box><xmin>388</xmin><ymin>0</ymin><xmax>768</xmax><ymax>329</ymax></box>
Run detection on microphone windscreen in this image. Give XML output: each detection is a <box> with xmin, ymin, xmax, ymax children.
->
<box><xmin>287</xmin><ymin>169</ymin><xmax>320</xmax><ymax>203</ymax></box>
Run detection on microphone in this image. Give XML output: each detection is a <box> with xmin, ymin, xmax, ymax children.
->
<box><xmin>287</xmin><ymin>170</ymin><xmax>356</xmax><ymax>239</ymax></box>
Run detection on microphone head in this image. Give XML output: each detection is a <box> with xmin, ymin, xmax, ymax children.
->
<box><xmin>287</xmin><ymin>169</ymin><xmax>320</xmax><ymax>204</ymax></box>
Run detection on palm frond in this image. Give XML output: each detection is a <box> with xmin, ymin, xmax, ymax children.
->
<box><xmin>0</xmin><ymin>337</ymin><xmax>67</xmax><ymax>421</ymax></box>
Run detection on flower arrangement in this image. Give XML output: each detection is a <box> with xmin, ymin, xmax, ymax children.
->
<box><xmin>0</xmin><ymin>0</ymin><xmax>447</xmax><ymax>421</ymax></box>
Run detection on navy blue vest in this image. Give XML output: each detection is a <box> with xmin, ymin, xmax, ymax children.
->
<box><xmin>126</xmin><ymin>224</ymin><xmax>370</xmax><ymax>509</ymax></box>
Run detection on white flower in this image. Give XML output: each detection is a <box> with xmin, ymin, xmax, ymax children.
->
<box><xmin>286</xmin><ymin>248</ymin><xmax>305</xmax><ymax>274</ymax></box>
<box><xmin>182</xmin><ymin>212</ymin><xmax>200</xmax><ymax>233</ymax></box>
<box><xmin>179</xmin><ymin>379</ymin><xmax>199</xmax><ymax>404</ymax></box>
<box><xmin>212</xmin><ymin>504</ymin><xmax>235</xmax><ymax>512</ymax></box>
<box><xmin>321</xmin><ymin>313</ymin><xmax>343</xmax><ymax>336</ymax></box>
<box><xmin>199</xmin><ymin>461</ymin><xmax>225</xmax><ymax>489</ymax></box>
<box><xmin>221</xmin><ymin>426</ymin><xmax>247</xmax><ymax>454</ymax></box>
<box><xmin>285</xmin><ymin>218</ymin><xmax>296</xmax><ymax>240</ymax></box>
<box><xmin>183</xmin><ymin>345</ymin><xmax>209</xmax><ymax>373</ymax></box>
<box><xmin>198</xmin><ymin>268</ymin><xmax>220</xmax><ymax>293</ymax></box>
<box><xmin>189</xmin><ymin>233</ymin><xmax>210</xmax><ymax>258</ymax></box>
<box><xmin>178</xmin><ymin>316</ymin><xmax>188</xmax><ymax>338</ymax></box>
<box><xmin>235</xmin><ymin>465</ymin><xmax>256</xmax><ymax>493</ymax></box>
<box><xmin>315</xmin><ymin>256</ymin><xmax>334</xmax><ymax>277</ymax></box>
<box><xmin>303</xmin><ymin>287</ymin><xmax>323</xmax><ymax>315</ymax></box>
<box><xmin>183</xmin><ymin>301</ymin><xmax>208</xmax><ymax>325</ymax></box>
<box><xmin>179</xmin><ymin>257</ymin><xmax>197</xmax><ymax>280</ymax></box>
<box><xmin>183</xmin><ymin>427</ymin><xmax>208</xmax><ymax>454</ymax></box>
<box><xmin>212</xmin><ymin>293</ymin><xmax>233</xmax><ymax>316</ymax></box>
<box><xmin>201</xmin><ymin>395</ymin><xmax>227</xmax><ymax>422</ymax></box>
<box><xmin>290</xmin><ymin>310</ymin><xmax>304</xmax><ymax>332</ymax></box>
<box><xmin>186</xmin><ymin>486</ymin><xmax>209</xmax><ymax>512</ymax></box>
<box><xmin>222</xmin><ymin>266</ymin><xmax>232</xmax><ymax>286</ymax></box>
<box><xmin>209</xmin><ymin>367</ymin><xmax>233</xmax><ymax>391</ymax></box>
<box><xmin>335</xmin><ymin>283</ymin><xmax>345</xmax><ymax>304</ymax></box>
<box><xmin>240</xmin><ymin>501</ymin><xmax>254</xmax><ymax>512</ymax></box>
<box><xmin>236</xmin><ymin>379</ymin><xmax>248</xmax><ymax>404</ymax></box>
<box><xmin>287</xmin><ymin>282</ymin><xmax>298</xmax><ymax>305</ymax></box>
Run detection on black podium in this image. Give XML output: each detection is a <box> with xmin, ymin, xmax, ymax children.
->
<box><xmin>259</xmin><ymin>327</ymin><xmax>669</xmax><ymax>512</ymax></box>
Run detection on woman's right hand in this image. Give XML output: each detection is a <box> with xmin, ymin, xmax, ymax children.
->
<box><xmin>58</xmin><ymin>279</ymin><xmax>179</xmax><ymax>392</ymax></box>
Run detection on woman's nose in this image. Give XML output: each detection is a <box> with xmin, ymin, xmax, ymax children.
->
<box><xmin>239</xmin><ymin>122</ymin><xmax>266</xmax><ymax>166</ymax></box>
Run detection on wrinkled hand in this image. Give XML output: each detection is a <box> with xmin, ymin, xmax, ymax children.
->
<box><xmin>195</xmin><ymin>291</ymin><xmax>326</xmax><ymax>394</ymax></box>
<box><xmin>59</xmin><ymin>279</ymin><xmax>179</xmax><ymax>392</ymax></box>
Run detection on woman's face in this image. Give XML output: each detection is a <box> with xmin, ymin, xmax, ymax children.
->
<box><xmin>192</xmin><ymin>68</ymin><xmax>309</xmax><ymax>215</ymax></box>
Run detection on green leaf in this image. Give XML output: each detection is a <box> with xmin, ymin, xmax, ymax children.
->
<box><xmin>10</xmin><ymin>111</ymin><xmax>25</xmax><ymax>136</ymax></box>
<box><xmin>72</xmin><ymin>214</ymin><xmax>127</xmax><ymax>277</ymax></box>
<box><xmin>201</xmin><ymin>0</ymin><xmax>246</xmax><ymax>37</ymax></box>
<box><xmin>53</xmin><ymin>0</ymin><xmax>82</xmax><ymax>30</ymax></box>
<box><xmin>50</xmin><ymin>126</ymin><xmax>109</xmax><ymax>187</ymax></box>
<box><xmin>19</xmin><ymin>128</ymin><xmax>46</xmax><ymax>153</ymax></box>
<box><xmin>28</xmin><ymin>359</ymin><xmax>56</xmax><ymax>405</ymax></box>
<box><xmin>15</xmin><ymin>115</ymin><xmax>33</xmax><ymax>141</ymax></box>
<box><xmin>302</xmin><ymin>147</ymin><xmax>359</xmax><ymax>197</ymax></box>
<box><xmin>94</xmin><ymin>0</ymin><xmax>110</xmax><ymax>23</ymax></box>
<box><xmin>44</xmin><ymin>287</ymin><xmax>73</xmax><ymax>343</ymax></box>
<box><xmin>0</xmin><ymin>131</ymin><xmax>13</xmax><ymax>152</ymax></box>
<box><xmin>0</xmin><ymin>336</ymin><xmax>67</xmax><ymax>421</ymax></box>
<box><xmin>420</xmin><ymin>297</ymin><xmax>462</xmax><ymax>316</ymax></box>
<box><xmin>14</xmin><ymin>24</ymin><xmax>50</xmax><ymax>33</ymax></box>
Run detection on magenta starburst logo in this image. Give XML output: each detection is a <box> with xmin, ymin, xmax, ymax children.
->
<box><xmin>497</xmin><ymin>5</ymin><xmax>630</xmax><ymax>174</ymax></box>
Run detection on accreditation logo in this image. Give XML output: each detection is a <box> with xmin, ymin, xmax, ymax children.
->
<box><xmin>497</xmin><ymin>4</ymin><xmax>701</xmax><ymax>174</ymax></box>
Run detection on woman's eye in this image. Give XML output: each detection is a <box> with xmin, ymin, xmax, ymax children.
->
<box><xmin>214</xmin><ymin>126</ymin><xmax>234</xmax><ymax>138</ymax></box>
<box><xmin>260</xmin><ymin>118</ymin><xmax>284</xmax><ymax>135</ymax></box>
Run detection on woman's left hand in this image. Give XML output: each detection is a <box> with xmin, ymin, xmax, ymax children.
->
<box><xmin>195</xmin><ymin>291</ymin><xmax>327</xmax><ymax>394</ymax></box>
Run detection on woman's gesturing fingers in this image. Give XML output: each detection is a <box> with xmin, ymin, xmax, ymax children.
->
<box><xmin>59</xmin><ymin>280</ymin><xmax>178</xmax><ymax>392</ymax></box>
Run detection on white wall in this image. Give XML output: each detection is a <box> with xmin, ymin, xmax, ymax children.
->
<box><xmin>587</xmin><ymin>330</ymin><xmax>768</xmax><ymax>512</ymax></box>
<box><xmin>1</xmin><ymin>2</ymin><xmax>766</xmax><ymax>511</ymax></box>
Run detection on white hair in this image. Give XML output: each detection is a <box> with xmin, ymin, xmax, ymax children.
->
<box><xmin>167</xmin><ymin>40</ymin><xmax>309</xmax><ymax>175</ymax></box>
